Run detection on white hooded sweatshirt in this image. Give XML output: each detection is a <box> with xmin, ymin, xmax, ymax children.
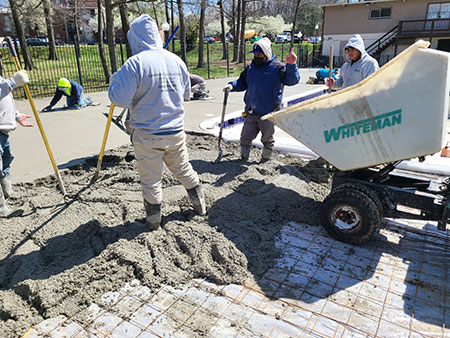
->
<box><xmin>108</xmin><ymin>15</ymin><xmax>190</xmax><ymax>133</ymax></box>
<box><xmin>0</xmin><ymin>77</ymin><xmax>22</xmax><ymax>135</ymax></box>
<box><xmin>334</xmin><ymin>34</ymin><xmax>379</xmax><ymax>89</ymax></box>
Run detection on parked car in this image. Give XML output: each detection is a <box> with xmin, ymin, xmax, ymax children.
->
<box><xmin>26</xmin><ymin>38</ymin><xmax>48</xmax><ymax>46</ymax></box>
<box><xmin>274</xmin><ymin>31</ymin><xmax>292</xmax><ymax>44</ymax></box>
<box><xmin>203</xmin><ymin>36</ymin><xmax>215</xmax><ymax>43</ymax></box>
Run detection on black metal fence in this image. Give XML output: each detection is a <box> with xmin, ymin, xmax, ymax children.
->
<box><xmin>1</xmin><ymin>40</ymin><xmax>324</xmax><ymax>100</ymax></box>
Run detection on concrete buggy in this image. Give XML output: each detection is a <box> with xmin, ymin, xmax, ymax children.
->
<box><xmin>263</xmin><ymin>41</ymin><xmax>450</xmax><ymax>244</ymax></box>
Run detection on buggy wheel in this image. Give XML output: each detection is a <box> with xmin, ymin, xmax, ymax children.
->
<box><xmin>321</xmin><ymin>189</ymin><xmax>380</xmax><ymax>244</ymax></box>
<box><xmin>334</xmin><ymin>183</ymin><xmax>383</xmax><ymax>215</ymax></box>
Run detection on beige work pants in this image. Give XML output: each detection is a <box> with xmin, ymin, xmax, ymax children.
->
<box><xmin>132</xmin><ymin>129</ymin><xmax>199</xmax><ymax>204</ymax></box>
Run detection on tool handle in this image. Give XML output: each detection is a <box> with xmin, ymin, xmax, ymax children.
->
<box><xmin>6</xmin><ymin>37</ymin><xmax>17</xmax><ymax>58</ymax></box>
<box><xmin>6</xmin><ymin>37</ymin><xmax>67</xmax><ymax>195</ymax></box>
<box><xmin>164</xmin><ymin>26</ymin><xmax>179</xmax><ymax>50</ymax></box>
<box><xmin>328</xmin><ymin>45</ymin><xmax>333</xmax><ymax>94</ymax></box>
<box><xmin>217</xmin><ymin>90</ymin><xmax>229</xmax><ymax>146</ymax></box>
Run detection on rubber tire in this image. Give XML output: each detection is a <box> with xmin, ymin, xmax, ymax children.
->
<box><xmin>321</xmin><ymin>189</ymin><xmax>381</xmax><ymax>245</ymax></box>
<box><xmin>334</xmin><ymin>183</ymin><xmax>383</xmax><ymax>216</ymax></box>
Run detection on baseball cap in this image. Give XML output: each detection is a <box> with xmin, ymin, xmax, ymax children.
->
<box><xmin>250</xmin><ymin>44</ymin><xmax>264</xmax><ymax>54</ymax></box>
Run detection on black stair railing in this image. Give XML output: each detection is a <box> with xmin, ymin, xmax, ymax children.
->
<box><xmin>366</xmin><ymin>25</ymin><xmax>398</xmax><ymax>56</ymax></box>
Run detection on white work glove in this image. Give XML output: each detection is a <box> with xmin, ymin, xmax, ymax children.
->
<box><xmin>9</xmin><ymin>70</ymin><xmax>29</xmax><ymax>88</ymax></box>
<box><xmin>325</xmin><ymin>78</ymin><xmax>335</xmax><ymax>87</ymax></box>
<box><xmin>223</xmin><ymin>84</ymin><xmax>233</xmax><ymax>92</ymax></box>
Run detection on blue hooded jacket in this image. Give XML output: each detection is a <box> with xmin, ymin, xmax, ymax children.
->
<box><xmin>108</xmin><ymin>15</ymin><xmax>190</xmax><ymax>133</ymax></box>
<box><xmin>229</xmin><ymin>55</ymin><xmax>300</xmax><ymax>116</ymax></box>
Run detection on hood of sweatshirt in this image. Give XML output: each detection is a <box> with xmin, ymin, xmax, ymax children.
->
<box><xmin>127</xmin><ymin>14</ymin><xmax>163</xmax><ymax>55</ymax></box>
<box><xmin>344</xmin><ymin>34</ymin><xmax>367</xmax><ymax>62</ymax></box>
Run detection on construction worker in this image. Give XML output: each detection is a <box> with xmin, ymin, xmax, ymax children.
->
<box><xmin>223</xmin><ymin>37</ymin><xmax>300</xmax><ymax>162</ymax></box>
<box><xmin>328</xmin><ymin>34</ymin><xmax>379</xmax><ymax>89</ymax></box>
<box><xmin>0</xmin><ymin>70</ymin><xmax>33</xmax><ymax>216</ymax></box>
<box><xmin>108</xmin><ymin>14</ymin><xmax>206</xmax><ymax>230</ymax></box>
<box><xmin>42</xmin><ymin>78</ymin><xmax>91</xmax><ymax>111</ymax></box>
<box><xmin>189</xmin><ymin>73</ymin><xmax>209</xmax><ymax>99</ymax></box>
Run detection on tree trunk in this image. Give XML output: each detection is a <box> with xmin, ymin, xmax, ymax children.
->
<box><xmin>9</xmin><ymin>0</ymin><xmax>35</xmax><ymax>70</ymax></box>
<box><xmin>232</xmin><ymin>0</ymin><xmax>240</xmax><ymax>62</ymax></box>
<box><xmin>118</xmin><ymin>1</ymin><xmax>132</xmax><ymax>58</ymax></box>
<box><xmin>42</xmin><ymin>0</ymin><xmax>58</xmax><ymax>60</ymax></box>
<box><xmin>238</xmin><ymin>0</ymin><xmax>246</xmax><ymax>64</ymax></box>
<box><xmin>97</xmin><ymin>0</ymin><xmax>110</xmax><ymax>83</ymax></box>
<box><xmin>197</xmin><ymin>0</ymin><xmax>206</xmax><ymax>68</ymax></box>
<box><xmin>290</xmin><ymin>0</ymin><xmax>302</xmax><ymax>50</ymax></box>
<box><xmin>219</xmin><ymin>0</ymin><xmax>227</xmax><ymax>60</ymax></box>
<box><xmin>165</xmin><ymin>0</ymin><xmax>170</xmax><ymax>28</ymax></box>
<box><xmin>105</xmin><ymin>0</ymin><xmax>118</xmax><ymax>73</ymax></box>
<box><xmin>176</xmin><ymin>0</ymin><xmax>187</xmax><ymax>66</ymax></box>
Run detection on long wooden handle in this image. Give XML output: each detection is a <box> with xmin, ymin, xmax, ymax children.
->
<box><xmin>328</xmin><ymin>45</ymin><xmax>333</xmax><ymax>94</ymax></box>
<box><xmin>93</xmin><ymin>103</ymin><xmax>115</xmax><ymax>181</ymax></box>
<box><xmin>6</xmin><ymin>37</ymin><xmax>66</xmax><ymax>195</ymax></box>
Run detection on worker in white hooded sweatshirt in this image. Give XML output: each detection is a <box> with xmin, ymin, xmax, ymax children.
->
<box><xmin>108</xmin><ymin>14</ymin><xmax>206</xmax><ymax>230</ymax></box>
<box><xmin>0</xmin><ymin>70</ymin><xmax>32</xmax><ymax>217</ymax></box>
<box><xmin>329</xmin><ymin>34</ymin><xmax>379</xmax><ymax>89</ymax></box>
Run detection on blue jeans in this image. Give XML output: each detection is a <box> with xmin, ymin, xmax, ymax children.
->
<box><xmin>67</xmin><ymin>88</ymin><xmax>91</xmax><ymax>108</ymax></box>
<box><xmin>0</xmin><ymin>132</ymin><xmax>13</xmax><ymax>178</ymax></box>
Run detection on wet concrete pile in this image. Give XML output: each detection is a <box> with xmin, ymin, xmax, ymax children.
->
<box><xmin>0</xmin><ymin>133</ymin><xmax>331</xmax><ymax>337</ymax></box>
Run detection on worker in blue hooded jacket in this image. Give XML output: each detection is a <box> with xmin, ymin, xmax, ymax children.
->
<box><xmin>42</xmin><ymin>78</ymin><xmax>91</xmax><ymax>111</ymax></box>
<box><xmin>223</xmin><ymin>37</ymin><xmax>300</xmax><ymax>162</ymax></box>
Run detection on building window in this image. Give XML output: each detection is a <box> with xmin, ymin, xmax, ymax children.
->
<box><xmin>369</xmin><ymin>8</ymin><xmax>392</xmax><ymax>19</ymax></box>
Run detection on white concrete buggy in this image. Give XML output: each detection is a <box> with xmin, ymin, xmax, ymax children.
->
<box><xmin>263</xmin><ymin>41</ymin><xmax>450</xmax><ymax>244</ymax></box>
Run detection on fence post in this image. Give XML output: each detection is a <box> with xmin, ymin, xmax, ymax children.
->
<box><xmin>74</xmin><ymin>35</ymin><xmax>83</xmax><ymax>86</ymax></box>
<box><xmin>207</xmin><ymin>42</ymin><xmax>210</xmax><ymax>80</ymax></box>
<box><xmin>226</xmin><ymin>42</ymin><xmax>230</xmax><ymax>77</ymax></box>
<box><xmin>119</xmin><ymin>39</ymin><xmax>124</xmax><ymax>65</ymax></box>
<box><xmin>281</xmin><ymin>42</ymin><xmax>284</xmax><ymax>62</ymax></box>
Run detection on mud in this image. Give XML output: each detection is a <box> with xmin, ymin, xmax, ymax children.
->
<box><xmin>0</xmin><ymin>133</ymin><xmax>331</xmax><ymax>337</ymax></box>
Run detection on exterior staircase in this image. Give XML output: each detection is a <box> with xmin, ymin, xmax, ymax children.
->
<box><xmin>366</xmin><ymin>25</ymin><xmax>398</xmax><ymax>60</ymax></box>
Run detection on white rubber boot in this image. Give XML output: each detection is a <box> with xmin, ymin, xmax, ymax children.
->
<box><xmin>261</xmin><ymin>148</ymin><xmax>273</xmax><ymax>162</ymax></box>
<box><xmin>186</xmin><ymin>185</ymin><xmax>207</xmax><ymax>215</ymax></box>
<box><xmin>0</xmin><ymin>186</ymin><xmax>10</xmax><ymax>217</ymax></box>
<box><xmin>0</xmin><ymin>175</ymin><xmax>12</xmax><ymax>199</ymax></box>
<box><xmin>241</xmin><ymin>146</ymin><xmax>251</xmax><ymax>162</ymax></box>
<box><xmin>144</xmin><ymin>200</ymin><xmax>161</xmax><ymax>230</ymax></box>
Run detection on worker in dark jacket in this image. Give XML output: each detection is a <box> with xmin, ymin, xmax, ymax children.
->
<box><xmin>223</xmin><ymin>37</ymin><xmax>300</xmax><ymax>162</ymax></box>
<box><xmin>42</xmin><ymin>78</ymin><xmax>91</xmax><ymax>111</ymax></box>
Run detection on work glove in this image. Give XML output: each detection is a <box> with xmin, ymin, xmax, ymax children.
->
<box><xmin>8</xmin><ymin>70</ymin><xmax>29</xmax><ymax>89</ymax></box>
<box><xmin>285</xmin><ymin>48</ymin><xmax>297</xmax><ymax>65</ymax></box>
<box><xmin>325</xmin><ymin>78</ymin><xmax>335</xmax><ymax>87</ymax></box>
<box><xmin>223</xmin><ymin>84</ymin><xmax>233</xmax><ymax>92</ymax></box>
<box><xmin>42</xmin><ymin>105</ymin><xmax>53</xmax><ymax>112</ymax></box>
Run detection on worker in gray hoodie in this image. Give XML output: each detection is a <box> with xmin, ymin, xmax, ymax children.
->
<box><xmin>0</xmin><ymin>70</ymin><xmax>32</xmax><ymax>216</ymax></box>
<box><xmin>329</xmin><ymin>34</ymin><xmax>379</xmax><ymax>89</ymax></box>
<box><xmin>108</xmin><ymin>14</ymin><xmax>206</xmax><ymax>230</ymax></box>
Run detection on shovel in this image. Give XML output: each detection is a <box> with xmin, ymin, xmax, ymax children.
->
<box><xmin>6</xmin><ymin>37</ymin><xmax>67</xmax><ymax>196</ymax></box>
<box><xmin>215</xmin><ymin>89</ymin><xmax>229</xmax><ymax>163</ymax></box>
